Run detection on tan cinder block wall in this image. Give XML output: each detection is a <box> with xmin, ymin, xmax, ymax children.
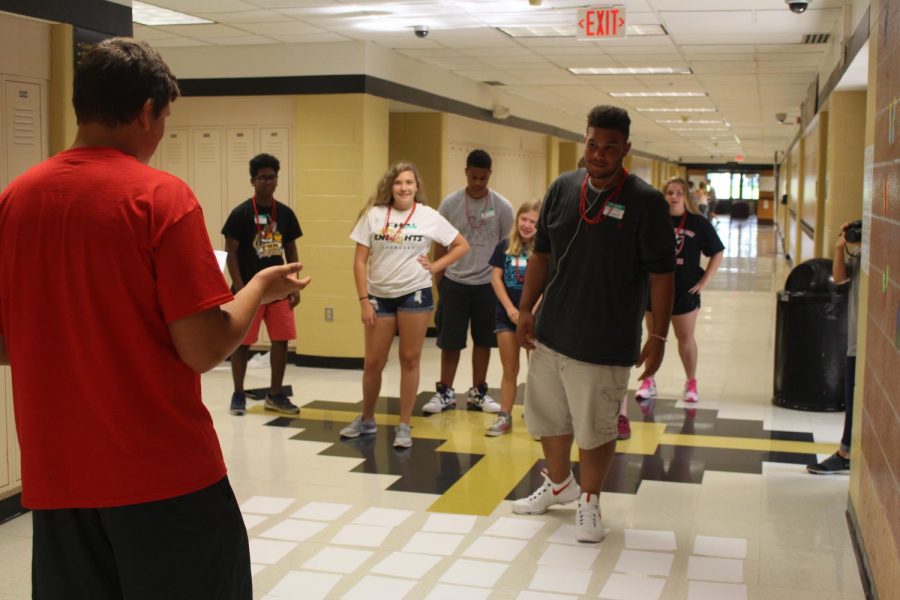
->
<box><xmin>389</xmin><ymin>112</ymin><xmax>446</xmax><ymax>211</ymax></box>
<box><xmin>294</xmin><ymin>94</ymin><xmax>389</xmax><ymax>359</ymax></box>
<box><xmin>823</xmin><ymin>91</ymin><xmax>867</xmax><ymax>256</ymax></box>
<box><xmin>849</xmin><ymin>0</ymin><xmax>900</xmax><ymax>596</ymax></box>
<box><xmin>49</xmin><ymin>24</ymin><xmax>76</xmax><ymax>156</ymax></box>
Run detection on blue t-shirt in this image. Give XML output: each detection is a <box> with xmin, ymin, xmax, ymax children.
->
<box><xmin>489</xmin><ymin>239</ymin><xmax>529</xmax><ymax>309</ymax></box>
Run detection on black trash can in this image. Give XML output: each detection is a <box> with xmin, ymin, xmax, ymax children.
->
<box><xmin>772</xmin><ymin>258</ymin><xmax>848</xmax><ymax>411</ymax></box>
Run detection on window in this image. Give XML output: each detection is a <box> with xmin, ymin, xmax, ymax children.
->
<box><xmin>706</xmin><ymin>172</ymin><xmax>759</xmax><ymax>200</ymax></box>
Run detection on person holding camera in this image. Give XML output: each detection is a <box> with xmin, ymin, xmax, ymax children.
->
<box><xmin>807</xmin><ymin>220</ymin><xmax>861</xmax><ymax>474</ymax></box>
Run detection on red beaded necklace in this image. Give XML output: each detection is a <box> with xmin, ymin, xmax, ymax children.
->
<box><xmin>382</xmin><ymin>202</ymin><xmax>417</xmax><ymax>242</ymax></box>
<box><xmin>579</xmin><ymin>168</ymin><xmax>629</xmax><ymax>224</ymax></box>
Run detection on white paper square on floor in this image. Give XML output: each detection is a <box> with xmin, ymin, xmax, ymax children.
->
<box><xmin>624</xmin><ymin>529</ymin><xmax>677</xmax><ymax>552</ymax></box>
<box><xmin>242</xmin><ymin>513</ymin><xmax>268</xmax><ymax>531</ymax></box>
<box><xmin>426</xmin><ymin>583</ymin><xmax>492</xmax><ymax>600</ymax></box>
<box><xmin>461</xmin><ymin>535</ymin><xmax>528</xmax><ymax>562</ymax></box>
<box><xmin>402</xmin><ymin>531</ymin><xmax>465</xmax><ymax>556</ymax></box>
<box><xmin>613</xmin><ymin>550</ymin><xmax>674</xmax><ymax>577</ymax></box>
<box><xmin>528</xmin><ymin>565</ymin><xmax>593</xmax><ymax>595</ymax></box>
<box><xmin>352</xmin><ymin>507</ymin><xmax>414</xmax><ymax>528</ymax></box>
<box><xmin>687</xmin><ymin>556</ymin><xmax>744</xmax><ymax>583</ymax></box>
<box><xmin>240</xmin><ymin>496</ymin><xmax>295</xmax><ymax>515</ymax></box>
<box><xmin>537</xmin><ymin>543</ymin><xmax>601</xmax><ymax>570</ymax></box>
<box><xmin>546</xmin><ymin>524</ymin><xmax>581</xmax><ymax>546</ymax></box>
<box><xmin>687</xmin><ymin>580</ymin><xmax>748</xmax><ymax>600</ymax></box>
<box><xmin>484</xmin><ymin>516</ymin><xmax>545</xmax><ymax>539</ymax></box>
<box><xmin>422</xmin><ymin>513</ymin><xmax>478</xmax><ymax>534</ymax></box>
<box><xmin>693</xmin><ymin>535</ymin><xmax>748</xmax><ymax>559</ymax></box>
<box><xmin>259</xmin><ymin>519</ymin><xmax>328</xmax><ymax>543</ymax></box>
<box><xmin>599</xmin><ymin>573</ymin><xmax>667</xmax><ymax>600</ymax></box>
<box><xmin>267</xmin><ymin>570</ymin><xmax>341</xmax><ymax>600</ymax></box>
<box><xmin>303</xmin><ymin>547</ymin><xmax>373</xmax><ymax>574</ymax></box>
<box><xmin>342</xmin><ymin>575</ymin><xmax>417</xmax><ymax>600</ymax></box>
<box><xmin>249</xmin><ymin>538</ymin><xmax>298</xmax><ymax>565</ymax></box>
<box><xmin>291</xmin><ymin>501</ymin><xmax>352</xmax><ymax>522</ymax></box>
<box><xmin>370</xmin><ymin>551</ymin><xmax>443</xmax><ymax>579</ymax></box>
<box><xmin>516</xmin><ymin>592</ymin><xmax>579</xmax><ymax>600</ymax></box>
<box><xmin>331</xmin><ymin>523</ymin><xmax>393</xmax><ymax>548</ymax></box>
<box><xmin>439</xmin><ymin>558</ymin><xmax>508</xmax><ymax>588</ymax></box>
<box><xmin>250</xmin><ymin>564</ymin><xmax>266</xmax><ymax>576</ymax></box>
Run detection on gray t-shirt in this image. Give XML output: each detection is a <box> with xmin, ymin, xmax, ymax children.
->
<box><xmin>438</xmin><ymin>188</ymin><xmax>514</xmax><ymax>285</ymax></box>
<box><xmin>846</xmin><ymin>254</ymin><xmax>859</xmax><ymax>357</ymax></box>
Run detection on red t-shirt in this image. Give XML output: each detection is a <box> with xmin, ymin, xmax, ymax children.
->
<box><xmin>0</xmin><ymin>147</ymin><xmax>234</xmax><ymax>509</ymax></box>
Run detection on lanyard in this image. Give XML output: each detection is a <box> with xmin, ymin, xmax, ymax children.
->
<box><xmin>674</xmin><ymin>211</ymin><xmax>688</xmax><ymax>256</ymax></box>
<box><xmin>514</xmin><ymin>254</ymin><xmax>527</xmax><ymax>283</ymax></box>
<box><xmin>465</xmin><ymin>193</ymin><xmax>488</xmax><ymax>229</ymax></box>
<box><xmin>251</xmin><ymin>196</ymin><xmax>276</xmax><ymax>234</ymax></box>
<box><xmin>382</xmin><ymin>202</ymin><xmax>417</xmax><ymax>242</ymax></box>
<box><xmin>579</xmin><ymin>168</ymin><xmax>629</xmax><ymax>224</ymax></box>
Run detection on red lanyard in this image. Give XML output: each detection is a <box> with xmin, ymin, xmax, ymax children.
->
<box><xmin>465</xmin><ymin>193</ymin><xmax>487</xmax><ymax>229</ymax></box>
<box><xmin>514</xmin><ymin>254</ymin><xmax>526</xmax><ymax>283</ymax></box>
<box><xmin>251</xmin><ymin>196</ymin><xmax>275</xmax><ymax>234</ymax></box>
<box><xmin>579</xmin><ymin>168</ymin><xmax>629</xmax><ymax>224</ymax></box>
<box><xmin>674</xmin><ymin>211</ymin><xmax>688</xmax><ymax>256</ymax></box>
<box><xmin>382</xmin><ymin>202</ymin><xmax>417</xmax><ymax>242</ymax></box>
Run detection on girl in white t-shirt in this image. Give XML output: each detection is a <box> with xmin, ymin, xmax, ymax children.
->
<box><xmin>341</xmin><ymin>162</ymin><xmax>469</xmax><ymax>449</ymax></box>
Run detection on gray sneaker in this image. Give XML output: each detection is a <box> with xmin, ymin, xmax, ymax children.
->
<box><xmin>340</xmin><ymin>416</ymin><xmax>377</xmax><ymax>439</ymax></box>
<box><xmin>485</xmin><ymin>413</ymin><xmax>512</xmax><ymax>437</ymax></box>
<box><xmin>393</xmin><ymin>423</ymin><xmax>413</xmax><ymax>448</ymax></box>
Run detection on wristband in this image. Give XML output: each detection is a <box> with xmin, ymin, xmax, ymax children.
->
<box><xmin>359</xmin><ymin>296</ymin><xmax>369</xmax><ymax>300</ymax></box>
<box><xmin>650</xmin><ymin>334</ymin><xmax>667</xmax><ymax>342</ymax></box>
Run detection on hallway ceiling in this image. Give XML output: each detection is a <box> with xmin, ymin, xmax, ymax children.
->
<box><xmin>133</xmin><ymin>0</ymin><xmax>865</xmax><ymax>164</ymax></box>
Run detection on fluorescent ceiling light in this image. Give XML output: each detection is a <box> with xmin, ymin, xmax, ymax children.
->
<box><xmin>132</xmin><ymin>1</ymin><xmax>212</xmax><ymax>25</ymax></box>
<box><xmin>569</xmin><ymin>67</ymin><xmax>691</xmax><ymax>75</ymax></box>
<box><xmin>637</xmin><ymin>107</ymin><xmax>716</xmax><ymax>112</ymax></box>
<box><xmin>499</xmin><ymin>24</ymin><xmax>666</xmax><ymax>38</ymax></box>
<box><xmin>610</xmin><ymin>92</ymin><xmax>706</xmax><ymax>98</ymax></box>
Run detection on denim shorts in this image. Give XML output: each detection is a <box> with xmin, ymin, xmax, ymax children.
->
<box><xmin>368</xmin><ymin>287</ymin><xmax>434</xmax><ymax>316</ymax></box>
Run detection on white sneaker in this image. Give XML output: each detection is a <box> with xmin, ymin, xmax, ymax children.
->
<box><xmin>512</xmin><ymin>469</ymin><xmax>580</xmax><ymax>515</ymax></box>
<box><xmin>635</xmin><ymin>377</ymin><xmax>657</xmax><ymax>400</ymax></box>
<box><xmin>423</xmin><ymin>383</ymin><xmax>456</xmax><ymax>414</ymax></box>
<box><xmin>467</xmin><ymin>384</ymin><xmax>500</xmax><ymax>413</ymax></box>
<box><xmin>393</xmin><ymin>423</ymin><xmax>412</xmax><ymax>448</ymax></box>
<box><xmin>574</xmin><ymin>493</ymin><xmax>606</xmax><ymax>543</ymax></box>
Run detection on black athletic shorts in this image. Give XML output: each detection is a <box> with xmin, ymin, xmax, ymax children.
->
<box><xmin>32</xmin><ymin>476</ymin><xmax>251</xmax><ymax>600</ymax></box>
<box><xmin>435</xmin><ymin>277</ymin><xmax>498</xmax><ymax>350</ymax></box>
<box><xmin>647</xmin><ymin>290</ymin><xmax>701</xmax><ymax>316</ymax></box>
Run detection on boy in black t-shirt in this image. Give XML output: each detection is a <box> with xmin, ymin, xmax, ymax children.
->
<box><xmin>222</xmin><ymin>154</ymin><xmax>303</xmax><ymax>416</ymax></box>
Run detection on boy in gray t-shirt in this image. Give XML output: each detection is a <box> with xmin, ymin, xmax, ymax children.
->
<box><xmin>425</xmin><ymin>149</ymin><xmax>514</xmax><ymax>415</ymax></box>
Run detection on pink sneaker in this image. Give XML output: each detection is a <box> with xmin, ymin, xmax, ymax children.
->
<box><xmin>635</xmin><ymin>377</ymin><xmax>656</xmax><ymax>400</ymax></box>
<box><xmin>683</xmin><ymin>379</ymin><xmax>699</xmax><ymax>403</ymax></box>
<box><xmin>616</xmin><ymin>414</ymin><xmax>631</xmax><ymax>440</ymax></box>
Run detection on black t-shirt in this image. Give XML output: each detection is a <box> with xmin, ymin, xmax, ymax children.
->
<box><xmin>488</xmin><ymin>239</ymin><xmax>530</xmax><ymax>309</ymax></box>
<box><xmin>673</xmin><ymin>212</ymin><xmax>725</xmax><ymax>296</ymax></box>
<box><xmin>534</xmin><ymin>169</ymin><xmax>675</xmax><ymax>365</ymax></box>
<box><xmin>221</xmin><ymin>198</ymin><xmax>302</xmax><ymax>285</ymax></box>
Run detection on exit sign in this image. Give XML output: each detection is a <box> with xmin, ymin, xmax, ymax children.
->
<box><xmin>577</xmin><ymin>6</ymin><xmax>627</xmax><ymax>40</ymax></box>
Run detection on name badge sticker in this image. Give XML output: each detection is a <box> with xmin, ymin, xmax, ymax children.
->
<box><xmin>603</xmin><ymin>202</ymin><xmax>626</xmax><ymax>220</ymax></box>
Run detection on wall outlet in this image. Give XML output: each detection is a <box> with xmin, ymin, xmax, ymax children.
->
<box><xmin>324</xmin><ymin>307</ymin><xmax>334</xmax><ymax>322</ymax></box>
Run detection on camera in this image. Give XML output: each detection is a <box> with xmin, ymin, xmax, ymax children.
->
<box><xmin>775</xmin><ymin>112</ymin><xmax>787</xmax><ymax>123</ymax></box>
<box><xmin>413</xmin><ymin>25</ymin><xmax>429</xmax><ymax>38</ymax></box>
<box><xmin>844</xmin><ymin>220</ymin><xmax>862</xmax><ymax>244</ymax></box>
<box><xmin>785</xmin><ymin>0</ymin><xmax>810</xmax><ymax>14</ymax></box>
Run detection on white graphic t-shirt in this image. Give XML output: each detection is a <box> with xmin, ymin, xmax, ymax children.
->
<box><xmin>350</xmin><ymin>203</ymin><xmax>459</xmax><ymax>298</ymax></box>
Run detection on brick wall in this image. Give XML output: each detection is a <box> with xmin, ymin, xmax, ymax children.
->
<box><xmin>857</xmin><ymin>0</ymin><xmax>900</xmax><ymax>596</ymax></box>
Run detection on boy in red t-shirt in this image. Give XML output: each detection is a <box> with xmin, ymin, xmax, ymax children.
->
<box><xmin>0</xmin><ymin>38</ymin><xmax>309</xmax><ymax>600</ymax></box>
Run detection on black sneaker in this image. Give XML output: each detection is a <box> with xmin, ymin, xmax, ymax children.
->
<box><xmin>265</xmin><ymin>392</ymin><xmax>300</xmax><ymax>415</ymax></box>
<box><xmin>807</xmin><ymin>452</ymin><xmax>849</xmax><ymax>475</ymax></box>
<box><xmin>229</xmin><ymin>392</ymin><xmax>246</xmax><ymax>416</ymax></box>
